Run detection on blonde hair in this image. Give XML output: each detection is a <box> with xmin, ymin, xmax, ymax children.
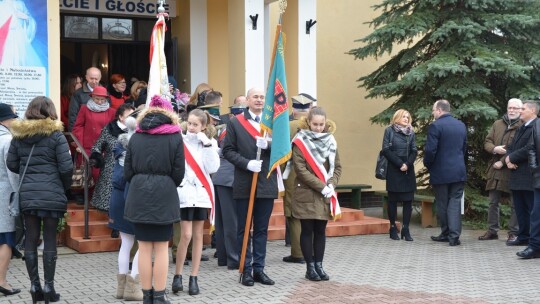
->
<box><xmin>189</xmin><ymin>83</ymin><xmax>213</xmax><ymax>105</ymax></box>
<box><xmin>391</xmin><ymin>109</ymin><xmax>412</xmax><ymax>125</ymax></box>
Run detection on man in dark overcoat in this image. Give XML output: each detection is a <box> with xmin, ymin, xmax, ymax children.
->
<box><xmin>424</xmin><ymin>99</ymin><xmax>467</xmax><ymax>246</ymax></box>
<box><xmin>222</xmin><ymin>87</ymin><xmax>277</xmax><ymax>286</ymax></box>
<box><xmin>505</xmin><ymin>101</ymin><xmax>538</xmax><ymax>247</ymax></box>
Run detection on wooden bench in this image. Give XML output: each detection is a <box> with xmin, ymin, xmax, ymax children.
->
<box><xmin>335</xmin><ymin>184</ymin><xmax>372</xmax><ymax>209</ymax></box>
<box><xmin>374</xmin><ymin>191</ymin><xmax>437</xmax><ymax>228</ymax></box>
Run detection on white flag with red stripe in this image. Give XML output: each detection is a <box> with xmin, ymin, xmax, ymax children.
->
<box><xmin>146</xmin><ymin>14</ymin><xmax>170</xmax><ymax>106</ymax></box>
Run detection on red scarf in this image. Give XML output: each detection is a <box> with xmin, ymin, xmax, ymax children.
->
<box><xmin>237</xmin><ymin>114</ymin><xmax>260</xmax><ymax>139</ymax></box>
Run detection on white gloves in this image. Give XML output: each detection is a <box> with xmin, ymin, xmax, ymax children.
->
<box><xmin>247</xmin><ymin>160</ymin><xmax>262</xmax><ymax>172</ymax></box>
<box><xmin>256</xmin><ymin>136</ymin><xmax>269</xmax><ymax>149</ymax></box>
<box><xmin>321</xmin><ymin>186</ymin><xmax>332</xmax><ymax>197</ymax></box>
<box><xmin>323</xmin><ymin>184</ymin><xmax>334</xmax><ymax>198</ymax></box>
<box><xmin>197</xmin><ymin>132</ymin><xmax>211</xmax><ymax>146</ymax></box>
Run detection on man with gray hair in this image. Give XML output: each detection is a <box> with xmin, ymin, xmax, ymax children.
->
<box><xmin>424</xmin><ymin>99</ymin><xmax>467</xmax><ymax>246</ymax></box>
<box><xmin>505</xmin><ymin>101</ymin><xmax>538</xmax><ymax>246</ymax></box>
<box><xmin>479</xmin><ymin>98</ymin><xmax>522</xmax><ymax>242</ymax></box>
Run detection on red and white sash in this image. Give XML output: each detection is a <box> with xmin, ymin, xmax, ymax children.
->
<box><xmin>292</xmin><ymin>137</ymin><xmax>341</xmax><ymax>220</ymax></box>
<box><xmin>184</xmin><ymin>143</ymin><xmax>216</xmax><ymax>231</ymax></box>
<box><xmin>237</xmin><ymin>113</ymin><xmax>260</xmax><ymax>139</ymax></box>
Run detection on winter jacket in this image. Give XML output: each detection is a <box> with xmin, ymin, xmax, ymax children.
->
<box><xmin>124</xmin><ymin>108</ymin><xmax>185</xmax><ymax>225</ymax></box>
<box><xmin>507</xmin><ymin>119</ymin><xmax>536</xmax><ymax>191</ymax></box>
<box><xmin>0</xmin><ymin>125</ymin><xmax>18</xmax><ymax>233</ymax></box>
<box><xmin>7</xmin><ymin>119</ymin><xmax>73</xmax><ymax>213</ymax></box>
<box><xmin>177</xmin><ymin>132</ymin><xmax>220</xmax><ymax>209</ymax></box>
<box><xmin>291</xmin><ymin>118</ymin><xmax>342</xmax><ymax>221</ymax></box>
<box><xmin>222</xmin><ymin>109</ymin><xmax>278</xmax><ymax>199</ymax></box>
<box><xmin>212</xmin><ymin>125</ymin><xmax>234</xmax><ymax>187</ymax></box>
<box><xmin>72</xmin><ymin>105</ymin><xmax>115</xmax><ymax>155</ymax></box>
<box><xmin>89</xmin><ymin>120</ymin><xmax>126</xmax><ymax>211</ymax></box>
<box><xmin>68</xmin><ymin>83</ymin><xmax>92</xmax><ymax>131</ymax></box>
<box><xmin>423</xmin><ymin>114</ymin><xmax>467</xmax><ymax>185</ymax></box>
<box><xmin>484</xmin><ymin>116</ymin><xmax>522</xmax><ymax>193</ymax></box>
<box><xmin>382</xmin><ymin>126</ymin><xmax>417</xmax><ymax>193</ymax></box>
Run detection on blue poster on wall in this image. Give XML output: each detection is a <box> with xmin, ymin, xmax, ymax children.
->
<box><xmin>0</xmin><ymin>0</ymin><xmax>48</xmax><ymax>116</ymax></box>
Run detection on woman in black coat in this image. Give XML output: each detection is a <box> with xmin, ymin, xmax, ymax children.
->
<box><xmin>124</xmin><ymin>96</ymin><xmax>184</xmax><ymax>304</ymax></box>
<box><xmin>7</xmin><ymin>97</ymin><xmax>73</xmax><ymax>303</ymax></box>
<box><xmin>381</xmin><ymin>109</ymin><xmax>417</xmax><ymax>241</ymax></box>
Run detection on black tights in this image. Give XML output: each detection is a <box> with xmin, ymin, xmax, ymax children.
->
<box><xmin>24</xmin><ymin>214</ymin><xmax>59</xmax><ymax>252</ymax></box>
<box><xmin>300</xmin><ymin>219</ymin><xmax>327</xmax><ymax>263</ymax></box>
<box><xmin>387</xmin><ymin>201</ymin><xmax>412</xmax><ymax>228</ymax></box>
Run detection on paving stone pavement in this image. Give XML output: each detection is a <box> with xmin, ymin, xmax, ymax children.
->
<box><xmin>3</xmin><ymin>226</ymin><xmax>540</xmax><ymax>304</ymax></box>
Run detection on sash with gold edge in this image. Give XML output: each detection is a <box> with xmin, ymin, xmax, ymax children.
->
<box><xmin>237</xmin><ymin>114</ymin><xmax>260</xmax><ymax>139</ymax></box>
<box><xmin>292</xmin><ymin>137</ymin><xmax>341</xmax><ymax>220</ymax></box>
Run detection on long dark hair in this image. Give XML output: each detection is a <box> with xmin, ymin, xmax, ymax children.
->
<box><xmin>25</xmin><ymin>96</ymin><xmax>58</xmax><ymax>120</ymax></box>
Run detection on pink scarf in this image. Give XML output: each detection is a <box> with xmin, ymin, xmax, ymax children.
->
<box><xmin>136</xmin><ymin>124</ymin><xmax>181</xmax><ymax>134</ymax></box>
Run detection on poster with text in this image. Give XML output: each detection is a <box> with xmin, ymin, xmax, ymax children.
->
<box><xmin>0</xmin><ymin>0</ymin><xmax>48</xmax><ymax>117</ymax></box>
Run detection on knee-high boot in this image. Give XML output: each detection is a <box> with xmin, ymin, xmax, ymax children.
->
<box><xmin>42</xmin><ymin>251</ymin><xmax>60</xmax><ymax>303</ymax></box>
<box><xmin>24</xmin><ymin>251</ymin><xmax>44</xmax><ymax>304</ymax></box>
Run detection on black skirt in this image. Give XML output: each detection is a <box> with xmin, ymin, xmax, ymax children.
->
<box><xmin>23</xmin><ymin>210</ymin><xmax>65</xmax><ymax>219</ymax></box>
<box><xmin>180</xmin><ymin>207</ymin><xmax>208</xmax><ymax>221</ymax></box>
<box><xmin>133</xmin><ymin>223</ymin><xmax>173</xmax><ymax>242</ymax></box>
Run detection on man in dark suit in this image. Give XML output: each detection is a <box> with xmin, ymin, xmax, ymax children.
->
<box><xmin>424</xmin><ymin>99</ymin><xmax>467</xmax><ymax>246</ymax></box>
<box><xmin>505</xmin><ymin>101</ymin><xmax>537</xmax><ymax>248</ymax></box>
<box><xmin>222</xmin><ymin>88</ymin><xmax>277</xmax><ymax>286</ymax></box>
<box><xmin>519</xmin><ymin>101</ymin><xmax>540</xmax><ymax>259</ymax></box>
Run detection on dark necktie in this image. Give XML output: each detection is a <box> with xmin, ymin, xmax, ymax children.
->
<box><xmin>254</xmin><ymin>116</ymin><xmax>260</xmax><ymax>123</ymax></box>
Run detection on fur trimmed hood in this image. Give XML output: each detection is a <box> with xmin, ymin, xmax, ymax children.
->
<box><xmin>10</xmin><ymin>118</ymin><xmax>64</xmax><ymax>139</ymax></box>
<box><xmin>137</xmin><ymin>106</ymin><xmax>180</xmax><ymax>126</ymax></box>
<box><xmin>296</xmin><ymin>116</ymin><xmax>337</xmax><ymax>134</ymax></box>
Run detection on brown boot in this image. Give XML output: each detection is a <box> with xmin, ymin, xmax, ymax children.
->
<box><xmin>116</xmin><ymin>274</ymin><xmax>127</xmax><ymax>299</ymax></box>
<box><xmin>123</xmin><ymin>275</ymin><xmax>144</xmax><ymax>301</ymax></box>
<box><xmin>478</xmin><ymin>230</ymin><xmax>498</xmax><ymax>240</ymax></box>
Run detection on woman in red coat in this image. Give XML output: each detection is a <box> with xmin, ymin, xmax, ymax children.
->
<box><xmin>107</xmin><ymin>74</ymin><xmax>129</xmax><ymax>109</ymax></box>
<box><xmin>72</xmin><ymin>86</ymin><xmax>115</xmax><ymax>183</ymax></box>
<box><xmin>60</xmin><ymin>74</ymin><xmax>82</xmax><ymax>131</ymax></box>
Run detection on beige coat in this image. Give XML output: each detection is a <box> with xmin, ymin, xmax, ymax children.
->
<box><xmin>290</xmin><ymin>117</ymin><xmax>341</xmax><ymax>220</ymax></box>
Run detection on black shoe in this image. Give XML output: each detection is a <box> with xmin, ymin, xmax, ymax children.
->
<box><xmin>142</xmin><ymin>289</ymin><xmax>153</xmax><ymax>304</ymax></box>
<box><xmin>282</xmin><ymin>255</ymin><xmax>306</xmax><ymax>264</ymax></box>
<box><xmin>153</xmin><ymin>289</ymin><xmax>170</xmax><ymax>304</ymax></box>
<box><xmin>11</xmin><ymin>247</ymin><xmax>23</xmax><ymax>259</ymax></box>
<box><xmin>314</xmin><ymin>262</ymin><xmax>329</xmax><ymax>281</ymax></box>
<box><xmin>188</xmin><ymin>276</ymin><xmax>199</xmax><ymax>295</ymax></box>
<box><xmin>241</xmin><ymin>272</ymin><xmax>254</xmax><ymax>286</ymax></box>
<box><xmin>227</xmin><ymin>264</ymin><xmax>239</xmax><ymax>270</ymax></box>
<box><xmin>389</xmin><ymin>226</ymin><xmax>399</xmax><ymax>240</ymax></box>
<box><xmin>431</xmin><ymin>234</ymin><xmax>449</xmax><ymax>242</ymax></box>
<box><xmin>516</xmin><ymin>247</ymin><xmax>540</xmax><ymax>259</ymax></box>
<box><xmin>171</xmin><ymin>274</ymin><xmax>183</xmax><ymax>293</ymax></box>
<box><xmin>253</xmin><ymin>271</ymin><xmax>275</xmax><ymax>285</ymax></box>
<box><xmin>305</xmin><ymin>263</ymin><xmax>321</xmax><ymax>281</ymax></box>
<box><xmin>507</xmin><ymin>239</ymin><xmax>529</xmax><ymax>246</ymax></box>
<box><xmin>0</xmin><ymin>285</ymin><xmax>21</xmax><ymax>296</ymax></box>
<box><xmin>400</xmin><ymin>227</ymin><xmax>413</xmax><ymax>242</ymax></box>
<box><xmin>449</xmin><ymin>239</ymin><xmax>461</xmax><ymax>246</ymax></box>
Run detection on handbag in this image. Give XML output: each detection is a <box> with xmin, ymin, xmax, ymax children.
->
<box><xmin>9</xmin><ymin>144</ymin><xmax>35</xmax><ymax>217</ymax></box>
<box><xmin>375</xmin><ymin>128</ymin><xmax>394</xmax><ymax>180</ymax></box>
<box><xmin>71</xmin><ymin>151</ymin><xmax>95</xmax><ymax>189</ymax></box>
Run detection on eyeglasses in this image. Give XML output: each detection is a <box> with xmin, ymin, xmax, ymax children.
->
<box><xmin>507</xmin><ymin>107</ymin><xmax>523</xmax><ymax>110</ymax></box>
<box><xmin>117</xmin><ymin>81</ymin><xmax>126</xmax><ymax>85</ymax></box>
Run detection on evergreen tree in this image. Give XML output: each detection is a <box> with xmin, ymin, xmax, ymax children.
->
<box><xmin>349</xmin><ymin>0</ymin><xmax>540</xmax><ymax>193</ymax></box>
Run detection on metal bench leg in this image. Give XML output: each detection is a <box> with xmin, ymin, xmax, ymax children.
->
<box><xmin>351</xmin><ymin>189</ymin><xmax>361</xmax><ymax>209</ymax></box>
